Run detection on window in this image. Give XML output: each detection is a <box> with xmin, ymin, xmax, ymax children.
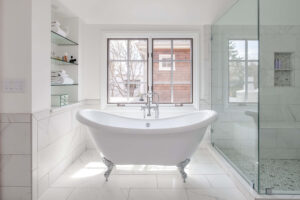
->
<box><xmin>159</xmin><ymin>54</ymin><xmax>175</xmax><ymax>71</ymax></box>
<box><xmin>153</xmin><ymin>39</ymin><xmax>193</xmax><ymax>104</ymax></box>
<box><xmin>107</xmin><ymin>38</ymin><xmax>193</xmax><ymax>104</ymax></box>
<box><xmin>229</xmin><ymin>40</ymin><xmax>258</xmax><ymax>103</ymax></box>
<box><xmin>108</xmin><ymin>39</ymin><xmax>148</xmax><ymax>103</ymax></box>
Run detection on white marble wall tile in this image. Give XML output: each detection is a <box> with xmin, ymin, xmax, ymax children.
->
<box><xmin>0</xmin><ymin>123</ymin><xmax>31</xmax><ymax>155</ymax></box>
<box><xmin>32</xmin><ymin>117</ymin><xmax>38</xmax><ymax>170</ymax></box>
<box><xmin>38</xmin><ymin>173</ymin><xmax>49</xmax><ymax>198</ymax></box>
<box><xmin>35</xmin><ymin>105</ymin><xmax>87</xmax><ymax>197</ymax></box>
<box><xmin>0</xmin><ymin>187</ymin><xmax>31</xmax><ymax>200</ymax></box>
<box><xmin>0</xmin><ymin>113</ymin><xmax>31</xmax><ymax>123</ymax></box>
<box><xmin>0</xmin><ymin>155</ymin><xmax>31</xmax><ymax>186</ymax></box>
<box><xmin>38</xmin><ymin>111</ymin><xmax>72</xmax><ymax>151</ymax></box>
<box><xmin>38</xmin><ymin>127</ymin><xmax>81</xmax><ymax>179</ymax></box>
<box><xmin>32</xmin><ymin>169</ymin><xmax>38</xmax><ymax>200</ymax></box>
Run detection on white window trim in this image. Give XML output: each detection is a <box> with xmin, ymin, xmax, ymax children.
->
<box><xmin>100</xmin><ymin>32</ymin><xmax>200</xmax><ymax>110</ymax></box>
<box><xmin>159</xmin><ymin>54</ymin><xmax>176</xmax><ymax>71</ymax></box>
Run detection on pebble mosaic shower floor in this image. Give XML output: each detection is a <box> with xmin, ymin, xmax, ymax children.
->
<box><xmin>221</xmin><ymin>149</ymin><xmax>300</xmax><ymax>193</ymax></box>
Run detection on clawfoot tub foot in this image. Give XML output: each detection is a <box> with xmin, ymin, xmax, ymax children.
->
<box><xmin>177</xmin><ymin>159</ymin><xmax>190</xmax><ymax>183</ymax></box>
<box><xmin>102</xmin><ymin>157</ymin><xmax>114</xmax><ymax>181</ymax></box>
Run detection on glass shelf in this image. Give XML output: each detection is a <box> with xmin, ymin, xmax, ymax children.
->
<box><xmin>51</xmin><ymin>31</ymin><xmax>78</xmax><ymax>46</ymax></box>
<box><xmin>51</xmin><ymin>57</ymin><xmax>78</xmax><ymax>65</ymax></box>
<box><xmin>51</xmin><ymin>84</ymin><xmax>78</xmax><ymax>86</ymax></box>
<box><xmin>274</xmin><ymin>68</ymin><xmax>292</xmax><ymax>71</ymax></box>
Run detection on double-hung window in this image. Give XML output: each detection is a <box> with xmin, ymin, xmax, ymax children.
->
<box><xmin>107</xmin><ymin>38</ymin><xmax>193</xmax><ymax>104</ymax></box>
<box><xmin>228</xmin><ymin>40</ymin><xmax>258</xmax><ymax>103</ymax></box>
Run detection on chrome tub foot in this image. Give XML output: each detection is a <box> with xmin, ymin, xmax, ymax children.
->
<box><xmin>177</xmin><ymin>159</ymin><xmax>190</xmax><ymax>183</ymax></box>
<box><xmin>103</xmin><ymin>157</ymin><xmax>114</xmax><ymax>181</ymax></box>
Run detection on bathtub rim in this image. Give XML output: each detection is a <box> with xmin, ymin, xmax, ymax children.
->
<box><xmin>76</xmin><ymin>109</ymin><xmax>217</xmax><ymax>134</ymax></box>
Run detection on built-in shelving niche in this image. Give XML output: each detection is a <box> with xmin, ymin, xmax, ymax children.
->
<box><xmin>50</xmin><ymin>21</ymin><xmax>79</xmax><ymax>108</ymax></box>
<box><xmin>274</xmin><ymin>52</ymin><xmax>294</xmax><ymax>87</ymax></box>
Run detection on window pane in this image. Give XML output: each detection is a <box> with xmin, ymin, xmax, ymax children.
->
<box><xmin>247</xmin><ymin>62</ymin><xmax>258</xmax><ymax>103</ymax></box>
<box><xmin>174</xmin><ymin>40</ymin><xmax>191</xmax><ymax>60</ymax></box>
<box><xmin>229</xmin><ymin>61</ymin><xmax>246</xmax><ymax>102</ymax></box>
<box><xmin>173</xmin><ymin>61</ymin><xmax>192</xmax><ymax>83</ymax></box>
<box><xmin>173</xmin><ymin>84</ymin><xmax>192</xmax><ymax>103</ymax></box>
<box><xmin>109</xmin><ymin>40</ymin><xmax>128</xmax><ymax>60</ymax></box>
<box><xmin>108</xmin><ymin>82</ymin><xmax>128</xmax><ymax>103</ymax></box>
<box><xmin>108</xmin><ymin>39</ymin><xmax>148</xmax><ymax>104</ymax></box>
<box><xmin>129</xmin><ymin>40</ymin><xmax>147</xmax><ymax>60</ymax></box>
<box><xmin>153</xmin><ymin>84</ymin><xmax>171</xmax><ymax>103</ymax></box>
<box><xmin>152</xmin><ymin>61</ymin><xmax>171</xmax><ymax>83</ymax></box>
<box><xmin>229</xmin><ymin>40</ymin><xmax>245</xmax><ymax>60</ymax></box>
<box><xmin>128</xmin><ymin>83</ymin><xmax>147</xmax><ymax>103</ymax></box>
<box><xmin>153</xmin><ymin>40</ymin><xmax>171</xmax><ymax>61</ymax></box>
<box><xmin>248</xmin><ymin>40</ymin><xmax>259</xmax><ymax>60</ymax></box>
<box><xmin>129</xmin><ymin>61</ymin><xmax>147</xmax><ymax>83</ymax></box>
<box><xmin>109</xmin><ymin>61</ymin><xmax>127</xmax><ymax>82</ymax></box>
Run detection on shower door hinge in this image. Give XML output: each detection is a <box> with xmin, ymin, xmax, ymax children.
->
<box><xmin>265</xmin><ymin>188</ymin><xmax>272</xmax><ymax>195</ymax></box>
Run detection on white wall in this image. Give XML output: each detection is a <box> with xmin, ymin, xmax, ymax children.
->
<box><xmin>0</xmin><ymin>0</ymin><xmax>32</xmax><ymax>113</ymax></box>
<box><xmin>260</xmin><ymin>0</ymin><xmax>300</xmax><ymax>26</ymax></box>
<box><xmin>0</xmin><ymin>0</ymin><xmax>51</xmax><ymax>114</ymax></box>
<box><xmin>31</xmin><ymin>0</ymin><xmax>51</xmax><ymax>113</ymax></box>
<box><xmin>81</xmin><ymin>24</ymin><xmax>211</xmax><ymax>108</ymax></box>
<box><xmin>215</xmin><ymin>0</ymin><xmax>258</xmax><ymax>26</ymax></box>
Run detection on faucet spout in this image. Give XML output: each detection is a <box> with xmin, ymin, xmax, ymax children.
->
<box><xmin>140</xmin><ymin>92</ymin><xmax>160</xmax><ymax>119</ymax></box>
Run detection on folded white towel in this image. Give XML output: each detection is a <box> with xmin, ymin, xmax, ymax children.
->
<box><xmin>51</xmin><ymin>77</ymin><xmax>74</xmax><ymax>85</ymax></box>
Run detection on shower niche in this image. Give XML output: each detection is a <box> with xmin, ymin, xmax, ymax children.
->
<box><xmin>274</xmin><ymin>52</ymin><xmax>294</xmax><ymax>87</ymax></box>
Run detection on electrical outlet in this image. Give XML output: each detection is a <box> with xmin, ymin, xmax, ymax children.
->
<box><xmin>2</xmin><ymin>79</ymin><xmax>25</xmax><ymax>93</ymax></box>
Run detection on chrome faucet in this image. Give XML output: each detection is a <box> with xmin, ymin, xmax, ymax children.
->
<box><xmin>140</xmin><ymin>92</ymin><xmax>160</xmax><ymax>119</ymax></box>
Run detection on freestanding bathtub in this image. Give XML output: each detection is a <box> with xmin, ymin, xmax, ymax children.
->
<box><xmin>76</xmin><ymin>109</ymin><xmax>217</xmax><ymax>182</ymax></box>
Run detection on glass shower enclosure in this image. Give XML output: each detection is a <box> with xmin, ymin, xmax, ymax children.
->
<box><xmin>211</xmin><ymin>0</ymin><xmax>300</xmax><ymax>195</ymax></box>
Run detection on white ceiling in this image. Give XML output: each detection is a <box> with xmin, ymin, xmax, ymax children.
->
<box><xmin>56</xmin><ymin>0</ymin><xmax>237</xmax><ymax>25</ymax></box>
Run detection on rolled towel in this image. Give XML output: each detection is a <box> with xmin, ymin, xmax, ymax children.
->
<box><xmin>51</xmin><ymin>70</ymin><xmax>67</xmax><ymax>77</ymax></box>
<box><xmin>51</xmin><ymin>21</ymin><xmax>61</xmax><ymax>27</ymax></box>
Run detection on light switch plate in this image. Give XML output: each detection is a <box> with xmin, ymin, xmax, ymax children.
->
<box><xmin>2</xmin><ymin>79</ymin><xmax>25</xmax><ymax>93</ymax></box>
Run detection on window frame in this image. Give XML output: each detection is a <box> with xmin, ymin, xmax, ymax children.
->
<box><xmin>152</xmin><ymin>38</ymin><xmax>193</xmax><ymax>104</ymax></box>
<box><xmin>107</xmin><ymin>38</ymin><xmax>149</xmax><ymax>104</ymax></box>
<box><xmin>228</xmin><ymin>39</ymin><xmax>258</xmax><ymax>104</ymax></box>
<box><xmin>103</xmin><ymin>34</ymin><xmax>198</xmax><ymax>108</ymax></box>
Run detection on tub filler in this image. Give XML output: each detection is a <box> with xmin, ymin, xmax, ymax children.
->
<box><xmin>76</xmin><ymin>109</ymin><xmax>217</xmax><ymax>182</ymax></box>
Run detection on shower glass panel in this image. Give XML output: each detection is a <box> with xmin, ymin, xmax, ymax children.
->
<box><xmin>259</xmin><ymin>0</ymin><xmax>300</xmax><ymax>194</ymax></box>
<box><xmin>211</xmin><ymin>0</ymin><xmax>259</xmax><ymax>191</ymax></box>
<box><xmin>212</xmin><ymin>0</ymin><xmax>300</xmax><ymax>195</ymax></box>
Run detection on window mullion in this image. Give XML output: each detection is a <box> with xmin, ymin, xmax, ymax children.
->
<box><xmin>245</xmin><ymin>40</ymin><xmax>248</xmax><ymax>102</ymax></box>
<box><xmin>171</xmin><ymin>39</ymin><xmax>174</xmax><ymax>103</ymax></box>
<box><xmin>127</xmin><ymin>40</ymin><xmax>130</xmax><ymax>102</ymax></box>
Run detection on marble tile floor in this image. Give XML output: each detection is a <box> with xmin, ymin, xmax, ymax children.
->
<box><xmin>39</xmin><ymin>149</ymin><xmax>247</xmax><ymax>200</ymax></box>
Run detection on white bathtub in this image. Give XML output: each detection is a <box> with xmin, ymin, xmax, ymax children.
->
<box><xmin>76</xmin><ymin>109</ymin><xmax>217</xmax><ymax>182</ymax></box>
